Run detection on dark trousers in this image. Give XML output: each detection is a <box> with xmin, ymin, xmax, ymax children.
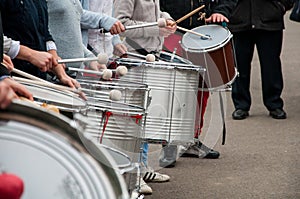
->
<box><xmin>232</xmin><ymin>29</ymin><xmax>284</xmax><ymax>111</ymax></box>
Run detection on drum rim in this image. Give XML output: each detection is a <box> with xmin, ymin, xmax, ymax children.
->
<box><xmin>181</xmin><ymin>24</ymin><xmax>233</xmax><ymax>52</ymax></box>
<box><xmin>19</xmin><ymin>81</ymin><xmax>87</xmax><ymax>110</ymax></box>
<box><xmin>158</xmin><ymin>51</ymin><xmax>193</xmax><ymax>64</ymax></box>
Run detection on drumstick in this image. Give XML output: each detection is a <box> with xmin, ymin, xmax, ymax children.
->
<box><xmin>175</xmin><ymin>5</ymin><xmax>205</xmax><ymax>25</ymax></box>
<box><xmin>13</xmin><ymin>76</ymin><xmax>80</xmax><ymax>94</ymax></box>
<box><xmin>177</xmin><ymin>26</ymin><xmax>211</xmax><ymax>40</ymax></box>
<box><xmin>125</xmin><ymin>18</ymin><xmax>166</xmax><ymax>30</ymax></box>
<box><xmin>67</xmin><ymin>67</ymin><xmax>113</xmax><ymax>80</ymax></box>
<box><xmin>12</xmin><ymin>68</ymin><xmax>50</xmax><ymax>84</ymax></box>
<box><xmin>57</xmin><ymin>53</ymin><xmax>109</xmax><ymax>65</ymax></box>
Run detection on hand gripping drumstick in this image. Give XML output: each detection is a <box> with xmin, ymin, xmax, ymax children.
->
<box><xmin>57</xmin><ymin>53</ymin><xmax>109</xmax><ymax>65</ymax></box>
<box><xmin>177</xmin><ymin>26</ymin><xmax>211</xmax><ymax>40</ymax></box>
<box><xmin>125</xmin><ymin>18</ymin><xmax>167</xmax><ymax>30</ymax></box>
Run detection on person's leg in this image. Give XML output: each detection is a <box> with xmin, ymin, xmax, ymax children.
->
<box><xmin>231</xmin><ymin>31</ymin><xmax>256</xmax><ymax>112</ymax></box>
<box><xmin>255</xmin><ymin>30</ymin><xmax>285</xmax><ymax>113</ymax></box>
<box><xmin>194</xmin><ymin>91</ymin><xmax>210</xmax><ymax>139</ymax></box>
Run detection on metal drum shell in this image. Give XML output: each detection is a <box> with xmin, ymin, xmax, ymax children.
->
<box><xmin>84</xmin><ymin>100</ymin><xmax>145</xmax><ymax>164</ymax></box>
<box><xmin>77</xmin><ymin>78</ymin><xmax>150</xmax><ymax>109</ymax></box>
<box><xmin>120</xmin><ymin>61</ymin><xmax>203</xmax><ymax>143</ymax></box>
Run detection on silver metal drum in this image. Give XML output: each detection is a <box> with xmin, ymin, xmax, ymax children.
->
<box><xmin>181</xmin><ymin>24</ymin><xmax>237</xmax><ymax>91</ymax></box>
<box><xmin>15</xmin><ymin>79</ymin><xmax>88</xmax><ymax>118</ymax></box>
<box><xmin>0</xmin><ymin>100</ymin><xmax>129</xmax><ymax>199</ymax></box>
<box><xmin>119</xmin><ymin>59</ymin><xmax>204</xmax><ymax>144</ymax></box>
<box><xmin>77</xmin><ymin>78</ymin><xmax>150</xmax><ymax>109</ymax></box>
<box><xmin>84</xmin><ymin>100</ymin><xmax>145</xmax><ymax>164</ymax></box>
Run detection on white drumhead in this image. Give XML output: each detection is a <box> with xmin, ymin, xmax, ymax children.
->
<box><xmin>181</xmin><ymin>24</ymin><xmax>231</xmax><ymax>51</ymax></box>
<box><xmin>22</xmin><ymin>82</ymin><xmax>87</xmax><ymax>110</ymax></box>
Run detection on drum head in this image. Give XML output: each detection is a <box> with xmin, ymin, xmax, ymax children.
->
<box><xmin>181</xmin><ymin>24</ymin><xmax>231</xmax><ymax>51</ymax></box>
<box><xmin>20</xmin><ymin>81</ymin><xmax>87</xmax><ymax>112</ymax></box>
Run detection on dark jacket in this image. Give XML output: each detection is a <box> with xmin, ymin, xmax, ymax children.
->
<box><xmin>0</xmin><ymin>0</ymin><xmax>54</xmax><ymax>78</ymax></box>
<box><xmin>160</xmin><ymin>0</ymin><xmax>238</xmax><ymax>29</ymax></box>
<box><xmin>228</xmin><ymin>0</ymin><xmax>294</xmax><ymax>32</ymax></box>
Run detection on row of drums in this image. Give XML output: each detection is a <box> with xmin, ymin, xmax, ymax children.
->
<box><xmin>0</xmin><ymin>24</ymin><xmax>237</xmax><ymax>198</ymax></box>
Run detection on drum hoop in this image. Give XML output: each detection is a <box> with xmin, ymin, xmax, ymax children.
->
<box><xmin>20</xmin><ymin>82</ymin><xmax>87</xmax><ymax>110</ymax></box>
<box><xmin>78</xmin><ymin>79</ymin><xmax>150</xmax><ymax>91</ymax></box>
<box><xmin>199</xmin><ymin>67</ymin><xmax>238</xmax><ymax>91</ymax></box>
<box><xmin>181</xmin><ymin>33</ymin><xmax>233</xmax><ymax>53</ymax></box>
<box><xmin>87</xmin><ymin>100</ymin><xmax>145</xmax><ymax>115</ymax></box>
<box><xmin>157</xmin><ymin>51</ymin><xmax>193</xmax><ymax>64</ymax></box>
<box><xmin>116</xmin><ymin>58</ymin><xmax>204</xmax><ymax>71</ymax></box>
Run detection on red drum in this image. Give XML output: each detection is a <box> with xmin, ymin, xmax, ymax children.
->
<box><xmin>181</xmin><ymin>24</ymin><xmax>237</xmax><ymax>91</ymax></box>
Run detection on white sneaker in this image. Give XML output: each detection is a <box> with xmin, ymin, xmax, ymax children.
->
<box><xmin>143</xmin><ymin>170</ymin><xmax>170</xmax><ymax>183</ymax></box>
<box><xmin>137</xmin><ymin>178</ymin><xmax>152</xmax><ymax>195</ymax></box>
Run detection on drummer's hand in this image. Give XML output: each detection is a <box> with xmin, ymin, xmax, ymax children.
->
<box><xmin>0</xmin><ymin>78</ymin><xmax>33</xmax><ymax>108</ymax></box>
<box><xmin>113</xmin><ymin>43</ymin><xmax>127</xmax><ymax>57</ymax></box>
<box><xmin>2</xmin><ymin>54</ymin><xmax>14</xmax><ymax>71</ymax></box>
<box><xmin>205</xmin><ymin>13</ymin><xmax>229</xmax><ymax>23</ymax></box>
<box><xmin>166</xmin><ymin>19</ymin><xmax>177</xmax><ymax>31</ymax></box>
<box><xmin>109</xmin><ymin>21</ymin><xmax>125</xmax><ymax>35</ymax></box>
<box><xmin>89</xmin><ymin>61</ymin><xmax>107</xmax><ymax>71</ymax></box>
<box><xmin>159</xmin><ymin>27</ymin><xmax>174</xmax><ymax>37</ymax></box>
<box><xmin>27</xmin><ymin>50</ymin><xmax>53</xmax><ymax>72</ymax></box>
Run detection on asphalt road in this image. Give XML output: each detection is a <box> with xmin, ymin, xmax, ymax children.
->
<box><xmin>145</xmin><ymin>12</ymin><xmax>300</xmax><ymax>199</ymax></box>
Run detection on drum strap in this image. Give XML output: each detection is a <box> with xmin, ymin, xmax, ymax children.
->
<box><xmin>219</xmin><ymin>92</ymin><xmax>226</xmax><ymax>145</ymax></box>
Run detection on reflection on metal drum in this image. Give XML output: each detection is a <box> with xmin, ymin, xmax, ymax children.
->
<box><xmin>121</xmin><ymin>61</ymin><xmax>203</xmax><ymax>143</ymax></box>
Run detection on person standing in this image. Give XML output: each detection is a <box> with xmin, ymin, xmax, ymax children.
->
<box><xmin>229</xmin><ymin>0</ymin><xmax>294</xmax><ymax>120</ymax></box>
<box><xmin>114</xmin><ymin>0</ymin><xmax>177</xmax><ymax>195</ymax></box>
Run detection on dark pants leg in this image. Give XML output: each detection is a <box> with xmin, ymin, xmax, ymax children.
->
<box><xmin>255</xmin><ymin>30</ymin><xmax>284</xmax><ymax>110</ymax></box>
<box><xmin>232</xmin><ymin>31</ymin><xmax>255</xmax><ymax>111</ymax></box>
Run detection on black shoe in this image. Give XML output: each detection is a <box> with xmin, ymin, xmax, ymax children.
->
<box><xmin>181</xmin><ymin>141</ymin><xmax>220</xmax><ymax>159</ymax></box>
<box><xmin>159</xmin><ymin>145</ymin><xmax>177</xmax><ymax>168</ymax></box>
<box><xmin>232</xmin><ymin>109</ymin><xmax>249</xmax><ymax>120</ymax></box>
<box><xmin>269</xmin><ymin>108</ymin><xmax>287</xmax><ymax>119</ymax></box>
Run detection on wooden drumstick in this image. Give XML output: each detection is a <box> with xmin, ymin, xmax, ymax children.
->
<box><xmin>177</xmin><ymin>26</ymin><xmax>211</xmax><ymax>40</ymax></box>
<box><xmin>12</xmin><ymin>76</ymin><xmax>81</xmax><ymax>94</ymax></box>
<box><xmin>174</xmin><ymin>5</ymin><xmax>205</xmax><ymax>25</ymax></box>
<box><xmin>12</xmin><ymin>68</ymin><xmax>50</xmax><ymax>84</ymax></box>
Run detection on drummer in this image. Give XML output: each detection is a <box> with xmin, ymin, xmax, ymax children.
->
<box><xmin>160</xmin><ymin>0</ymin><xmax>237</xmax><ymax>163</ymax></box>
<box><xmin>114</xmin><ymin>0</ymin><xmax>177</xmax><ymax>195</ymax></box>
<box><xmin>0</xmin><ymin>0</ymin><xmax>79</xmax><ymax>88</ymax></box>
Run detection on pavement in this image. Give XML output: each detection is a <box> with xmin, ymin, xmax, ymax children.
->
<box><xmin>145</xmin><ymin>13</ymin><xmax>300</xmax><ymax>199</ymax></box>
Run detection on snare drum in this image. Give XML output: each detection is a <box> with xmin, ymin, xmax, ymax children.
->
<box><xmin>181</xmin><ymin>24</ymin><xmax>237</xmax><ymax>91</ymax></box>
<box><xmin>120</xmin><ymin>60</ymin><xmax>203</xmax><ymax>144</ymax></box>
<box><xmin>17</xmin><ymin>81</ymin><xmax>87</xmax><ymax>118</ymax></box>
<box><xmin>0</xmin><ymin>100</ymin><xmax>129</xmax><ymax>199</ymax></box>
<box><xmin>77</xmin><ymin>78</ymin><xmax>150</xmax><ymax>109</ymax></box>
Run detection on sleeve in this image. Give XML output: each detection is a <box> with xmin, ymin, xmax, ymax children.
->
<box><xmin>113</xmin><ymin>0</ymin><xmax>160</xmax><ymax>38</ymax></box>
<box><xmin>81</xmin><ymin>9</ymin><xmax>117</xmax><ymax>31</ymax></box>
<box><xmin>112</xmin><ymin>35</ymin><xmax>122</xmax><ymax>46</ymax></box>
<box><xmin>3</xmin><ymin>35</ymin><xmax>20</xmax><ymax>59</ymax></box>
